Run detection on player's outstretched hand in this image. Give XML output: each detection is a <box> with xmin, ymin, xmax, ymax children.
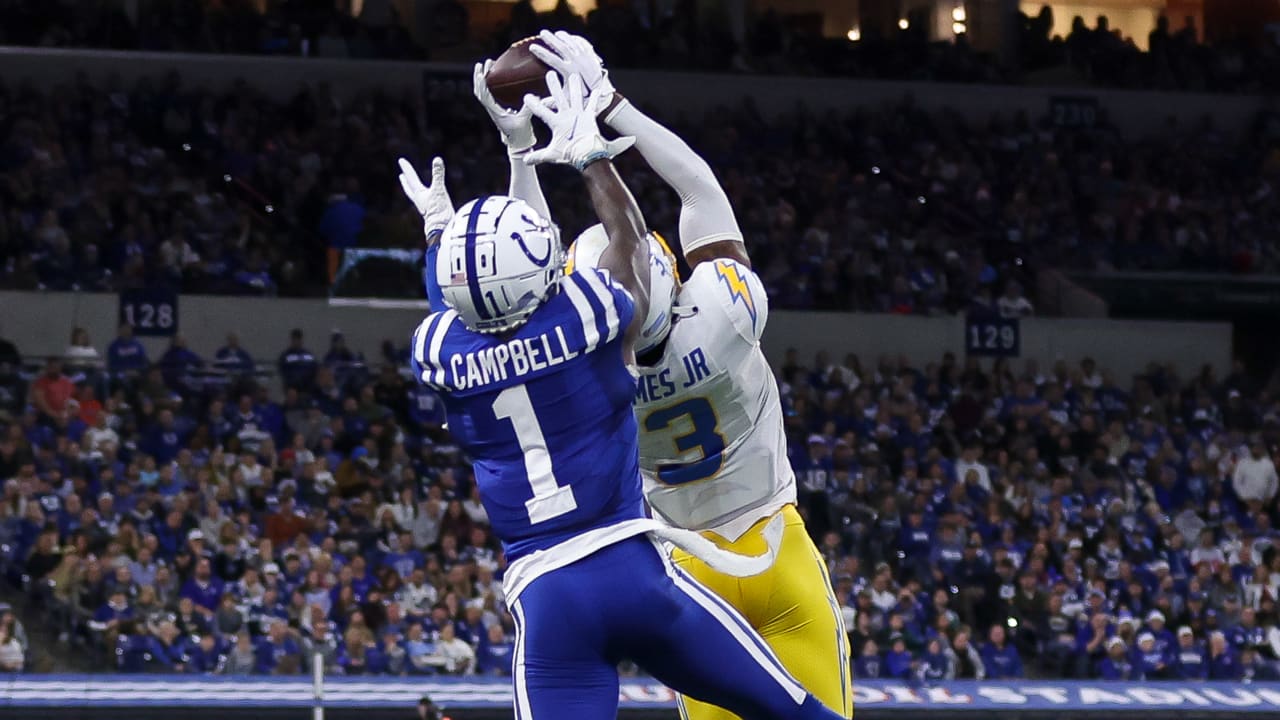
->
<box><xmin>528</xmin><ymin>30</ymin><xmax>615</xmax><ymax>113</ymax></box>
<box><xmin>472</xmin><ymin>60</ymin><xmax>536</xmax><ymax>153</ymax></box>
<box><xmin>522</xmin><ymin>72</ymin><xmax>633</xmax><ymax>171</ymax></box>
<box><xmin>397</xmin><ymin>156</ymin><xmax>454</xmax><ymax>239</ymax></box>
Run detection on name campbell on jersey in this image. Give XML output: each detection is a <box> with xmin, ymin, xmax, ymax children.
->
<box><xmin>632</xmin><ymin>258</ymin><xmax>795</xmax><ymax>540</ymax></box>
<box><xmin>410</xmin><ymin>267</ymin><xmax>646</xmax><ymax>561</ymax></box>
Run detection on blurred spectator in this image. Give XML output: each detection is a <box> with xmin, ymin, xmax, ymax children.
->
<box><xmin>475</xmin><ymin>623</ymin><xmax>514</xmax><ymax>676</ymax></box>
<box><xmin>997</xmin><ymin>282</ymin><xmax>1034</xmax><ymax>319</ymax></box>
<box><xmin>279</xmin><ymin>330</ymin><xmax>318</xmax><ymax>392</ymax></box>
<box><xmin>214</xmin><ymin>334</ymin><xmax>255</xmax><ymax>375</ymax></box>
<box><xmin>256</xmin><ymin>618</ymin><xmax>302</xmax><ymax>675</ymax></box>
<box><xmin>0</xmin><ymin>612</ymin><xmax>22</xmax><ymax>671</ymax></box>
<box><xmin>222</xmin><ymin>631</ymin><xmax>257</xmax><ymax>675</ymax></box>
<box><xmin>1175</xmin><ymin>626</ymin><xmax>1207</xmax><ymax>679</ymax></box>
<box><xmin>431</xmin><ymin>622</ymin><xmax>475</xmax><ymax>675</ymax></box>
<box><xmin>1233</xmin><ymin>442</ymin><xmax>1278</xmax><ymax>508</ymax></box>
<box><xmin>159</xmin><ymin>336</ymin><xmax>204</xmax><ymax>390</ymax></box>
<box><xmin>63</xmin><ymin>327</ymin><xmax>102</xmax><ymax>376</ymax></box>
<box><xmin>981</xmin><ymin>625</ymin><xmax>1024</xmax><ymax>678</ymax></box>
<box><xmin>106</xmin><ymin>325</ymin><xmax>149</xmax><ymax>380</ymax></box>
<box><xmin>29</xmin><ymin>358</ymin><xmax>73</xmax><ymax>422</ymax></box>
<box><xmin>186</xmin><ymin>633</ymin><xmax>225</xmax><ymax>674</ymax></box>
<box><xmin>1208</xmin><ymin>630</ymin><xmax>1241</xmax><ymax>680</ymax></box>
<box><xmin>1099</xmin><ymin>637</ymin><xmax>1134</xmax><ymax>680</ymax></box>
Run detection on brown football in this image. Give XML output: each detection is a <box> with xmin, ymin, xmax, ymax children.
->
<box><xmin>485</xmin><ymin>37</ymin><xmax>552</xmax><ymax>111</ymax></box>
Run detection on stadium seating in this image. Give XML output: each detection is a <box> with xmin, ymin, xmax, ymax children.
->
<box><xmin>4</xmin><ymin>1</ymin><xmax>1280</xmax><ymax>92</ymax></box>
<box><xmin>1</xmin><ymin>325</ymin><xmax>1278</xmax><ymax>681</ymax></box>
<box><xmin>2</xmin><ymin>69</ymin><xmax>1278</xmax><ymax>312</ymax></box>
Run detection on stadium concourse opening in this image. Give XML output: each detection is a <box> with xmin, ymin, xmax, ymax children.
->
<box><xmin>5</xmin><ymin>2</ymin><xmax>1280</xmax><ymax>720</ymax></box>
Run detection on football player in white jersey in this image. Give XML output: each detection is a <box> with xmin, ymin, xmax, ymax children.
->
<box><xmin>523</xmin><ymin>31</ymin><xmax>853</xmax><ymax>720</ymax></box>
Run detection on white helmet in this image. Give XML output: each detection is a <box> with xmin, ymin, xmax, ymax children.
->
<box><xmin>435</xmin><ymin>196</ymin><xmax>564</xmax><ymax>334</ymax></box>
<box><xmin>567</xmin><ymin>223</ymin><xmax>678</xmax><ymax>355</ymax></box>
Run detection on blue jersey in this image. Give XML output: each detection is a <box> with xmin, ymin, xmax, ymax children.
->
<box><xmin>411</xmin><ymin>268</ymin><xmax>645</xmax><ymax>561</ymax></box>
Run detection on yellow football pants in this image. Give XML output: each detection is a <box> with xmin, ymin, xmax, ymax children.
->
<box><xmin>672</xmin><ymin>504</ymin><xmax>853</xmax><ymax>720</ymax></box>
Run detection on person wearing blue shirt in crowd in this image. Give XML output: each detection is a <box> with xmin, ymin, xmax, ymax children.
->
<box><xmin>278</xmin><ymin>329</ymin><xmax>317</xmax><ymax>392</ymax></box>
<box><xmin>158</xmin><ymin>335</ymin><xmax>203</xmax><ymax>390</ymax></box>
<box><xmin>1227</xmin><ymin>607</ymin><xmax>1267</xmax><ymax>652</ymax></box>
<box><xmin>981</xmin><ymin>625</ymin><xmax>1023</xmax><ymax>678</ymax></box>
<box><xmin>251</xmin><ymin>588</ymin><xmax>289</xmax><ymax>635</ymax></box>
<box><xmin>1132</xmin><ymin>632</ymin><xmax>1169</xmax><ymax>679</ymax></box>
<box><xmin>106</xmin><ymin>323</ymin><xmax>149</xmax><ymax>378</ymax></box>
<box><xmin>88</xmin><ymin>590</ymin><xmax>133</xmax><ymax>639</ymax></box>
<box><xmin>318</xmin><ymin>179</ymin><xmax>366</xmax><ymax>259</ymax></box>
<box><xmin>364</xmin><ymin>632</ymin><xmax>405</xmax><ymax>676</ymax></box>
<box><xmin>1099</xmin><ymin>637</ymin><xmax>1136</xmax><ymax>680</ymax></box>
<box><xmin>186</xmin><ymin>633</ymin><xmax>224</xmax><ymax>674</ymax></box>
<box><xmin>255</xmin><ymin>618</ymin><xmax>302</xmax><ymax>675</ymax></box>
<box><xmin>1173</xmin><ymin>626</ymin><xmax>1208</xmax><ymax>679</ymax></box>
<box><xmin>1241</xmin><ymin>648</ymin><xmax>1280</xmax><ymax>682</ymax></box>
<box><xmin>142</xmin><ymin>409</ymin><xmax>186</xmax><ymax>464</ymax></box>
<box><xmin>382</xmin><ymin>531</ymin><xmax>425</xmax><ymax>581</ymax></box>
<box><xmin>475</xmin><ymin>624</ymin><xmax>515</xmax><ymax>676</ymax></box>
<box><xmin>148</xmin><ymin>620</ymin><xmax>189</xmax><ymax>672</ymax></box>
<box><xmin>180</xmin><ymin>557</ymin><xmax>225</xmax><ymax>615</ymax></box>
<box><xmin>854</xmin><ymin>639</ymin><xmax>883</xmax><ymax>679</ymax></box>
<box><xmin>918</xmin><ymin>638</ymin><xmax>951</xmax><ymax>682</ymax></box>
<box><xmin>1144</xmin><ymin>610</ymin><xmax>1176</xmax><ymax>658</ymax></box>
<box><xmin>928</xmin><ymin>523</ymin><xmax>966</xmax><ymax>581</ymax></box>
<box><xmin>1208</xmin><ymin>631</ymin><xmax>1242</xmax><ymax>680</ymax></box>
<box><xmin>214</xmin><ymin>333</ymin><xmax>255</xmax><ymax>374</ymax></box>
<box><xmin>885</xmin><ymin>635</ymin><xmax>914</xmax><ymax>679</ymax></box>
<box><xmin>323</xmin><ymin>331</ymin><xmax>361</xmax><ymax>368</ymax></box>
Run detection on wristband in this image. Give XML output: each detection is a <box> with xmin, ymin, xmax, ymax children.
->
<box><xmin>574</xmin><ymin>150</ymin><xmax>611</xmax><ymax>172</ymax></box>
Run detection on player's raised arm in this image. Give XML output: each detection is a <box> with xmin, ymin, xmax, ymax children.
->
<box><xmin>472</xmin><ymin>60</ymin><xmax>552</xmax><ymax>221</ymax></box>
<box><xmin>396</xmin><ymin>156</ymin><xmax>454</xmax><ymax>309</ymax></box>
<box><xmin>530</xmin><ymin>30</ymin><xmax>748</xmax><ymax>271</ymax></box>
<box><xmin>522</xmin><ymin>72</ymin><xmax>650</xmax><ymax>355</ymax></box>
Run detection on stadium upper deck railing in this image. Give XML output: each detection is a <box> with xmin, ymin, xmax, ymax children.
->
<box><xmin>0</xmin><ymin>290</ymin><xmax>1233</xmax><ymax>385</ymax></box>
<box><xmin>0</xmin><ymin>46</ymin><xmax>1266</xmax><ymax>136</ymax></box>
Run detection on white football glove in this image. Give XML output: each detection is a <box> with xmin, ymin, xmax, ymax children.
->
<box><xmin>472</xmin><ymin>60</ymin><xmax>536</xmax><ymax>154</ymax></box>
<box><xmin>522</xmin><ymin>72</ymin><xmax>633</xmax><ymax>171</ymax></box>
<box><xmin>528</xmin><ymin>30</ymin><xmax>616</xmax><ymax>112</ymax></box>
<box><xmin>397</xmin><ymin>157</ymin><xmax>454</xmax><ymax>238</ymax></box>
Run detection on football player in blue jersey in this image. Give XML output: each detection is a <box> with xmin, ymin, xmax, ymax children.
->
<box><xmin>397</xmin><ymin>72</ymin><xmax>847</xmax><ymax>720</ymax></box>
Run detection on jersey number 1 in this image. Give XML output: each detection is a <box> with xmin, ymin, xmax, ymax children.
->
<box><xmin>493</xmin><ymin>385</ymin><xmax>579</xmax><ymax>524</ymax></box>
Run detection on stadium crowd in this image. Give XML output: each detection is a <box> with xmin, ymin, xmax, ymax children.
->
<box><xmin>4</xmin><ymin>61</ymin><xmax>1280</xmax><ymax>309</ymax></box>
<box><xmin>0</xmin><ymin>318</ymin><xmax>1279</xmax><ymax>682</ymax></box>
<box><xmin>6</xmin><ymin>1</ymin><xmax>1280</xmax><ymax>94</ymax></box>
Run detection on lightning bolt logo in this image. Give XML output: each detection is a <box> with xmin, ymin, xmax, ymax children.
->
<box><xmin>714</xmin><ymin>259</ymin><xmax>757</xmax><ymax>331</ymax></box>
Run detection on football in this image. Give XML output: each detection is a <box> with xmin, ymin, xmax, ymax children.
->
<box><xmin>486</xmin><ymin>36</ymin><xmax>551</xmax><ymax>111</ymax></box>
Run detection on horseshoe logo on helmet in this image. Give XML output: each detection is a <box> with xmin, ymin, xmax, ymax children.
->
<box><xmin>512</xmin><ymin>226</ymin><xmax>552</xmax><ymax>267</ymax></box>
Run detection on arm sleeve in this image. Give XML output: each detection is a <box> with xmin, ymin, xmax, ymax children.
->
<box><xmin>604</xmin><ymin>100</ymin><xmax>742</xmax><ymax>255</ymax></box>
<box><xmin>424</xmin><ymin>241</ymin><xmax>445</xmax><ymax>310</ymax></box>
<box><xmin>507</xmin><ymin>156</ymin><xmax>551</xmax><ymax>222</ymax></box>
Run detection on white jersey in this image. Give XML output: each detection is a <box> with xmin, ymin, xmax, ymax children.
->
<box><xmin>632</xmin><ymin>258</ymin><xmax>795</xmax><ymax>541</ymax></box>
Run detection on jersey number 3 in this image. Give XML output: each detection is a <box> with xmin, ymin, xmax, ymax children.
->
<box><xmin>644</xmin><ymin>397</ymin><xmax>727</xmax><ymax>485</ymax></box>
<box><xmin>493</xmin><ymin>385</ymin><xmax>579</xmax><ymax>524</ymax></box>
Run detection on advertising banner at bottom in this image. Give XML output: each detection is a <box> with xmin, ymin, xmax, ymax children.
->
<box><xmin>3</xmin><ymin>676</ymin><xmax>1280</xmax><ymax>714</ymax></box>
